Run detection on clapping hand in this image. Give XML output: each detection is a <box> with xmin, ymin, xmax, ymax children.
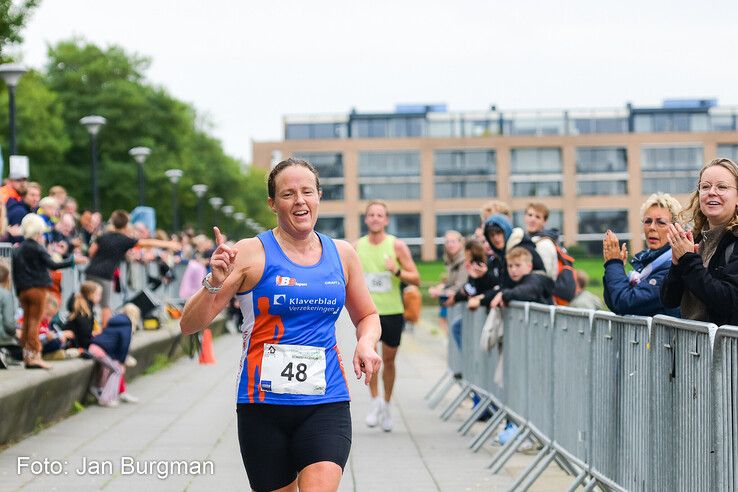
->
<box><xmin>667</xmin><ymin>223</ymin><xmax>695</xmax><ymax>265</ymax></box>
<box><xmin>210</xmin><ymin>227</ymin><xmax>238</xmax><ymax>286</ymax></box>
<box><xmin>602</xmin><ymin>230</ymin><xmax>627</xmax><ymax>263</ymax></box>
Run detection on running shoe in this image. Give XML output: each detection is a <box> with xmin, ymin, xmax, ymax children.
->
<box><xmin>381</xmin><ymin>401</ymin><xmax>393</xmax><ymax>432</ymax></box>
<box><xmin>365</xmin><ymin>397</ymin><xmax>382</xmax><ymax>427</ymax></box>
<box><xmin>119</xmin><ymin>392</ymin><xmax>139</xmax><ymax>404</ymax></box>
<box><xmin>497</xmin><ymin>422</ymin><xmax>519</xmax><ymax>445</ymax></box>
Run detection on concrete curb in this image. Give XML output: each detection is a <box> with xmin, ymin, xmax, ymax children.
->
<box><xmin>0</xmin><ymin>316</ymin><xmax>226</xmax><ymax>445</ymax></box>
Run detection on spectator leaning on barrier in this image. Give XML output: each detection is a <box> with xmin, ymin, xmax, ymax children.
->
<box><xmin>490</xmin><ymin>246</ymin><xmax>554</xmax><ymax>308</ymax></box>
<box><xmin>569</xmin><ymin>269</ymin><xmax>605</xmax><ymax>310</ymax></box>
<box><xmin>602</xmin><ymin>193</ymin><xmax>682</xmax><ymax>317</ymax></box>
<box><xmin>11</xmin><ymin>214</ymin><xmax>77</xmax><ymax>369</ymax></box>
<box><xmin>86</xmin><ymin>210</ymin><xmax>180</xmax><ymax>326</ymax></box>
<box><xmin>524</xmin><ymin>202</ymin><xmax>559</xmax><ymax>281</ymax></box>
<box><xmin>455</xmin><ymin>237</ymin><xmax>501</xmax><ymax>311</ymax></box>
<box><xmin>661</xmin><ymin>158</ymin><xmax>738</xmax><ymax>325</ymax></box>
<box><xmin>429</xmin><ymin>230</ymin><xmax>467</xmax><ymax>333</ymax></box>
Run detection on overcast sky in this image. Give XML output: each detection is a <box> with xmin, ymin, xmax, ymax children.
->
<box><xmin>18</xmin><ymin>0</ymin><xmax>738</xmax><ymax>162</ymax></box>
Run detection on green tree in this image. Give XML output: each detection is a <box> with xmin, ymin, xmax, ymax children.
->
<box><xmin>42</xmin><ymin>38</ymin><xmax>271</xmax><ymax>235</ymax></box>
<box><xmin>0</xmin><ymin>70</ymin><xmax>70</xmax><ymax>180</ymax></box>
<box><xmin>0</xmin><ymin>0</ymin><xmax>41</xmax><ymax>62</ymax></box>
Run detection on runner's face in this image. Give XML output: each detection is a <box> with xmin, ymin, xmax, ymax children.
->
<box><xmin>364</xmin><ymin>204</ymin><xmax>389</xmax><ymax>234</ymax></box>
<box><xmin>269</xmin><ymin>166</ymin><xmax>320</xmax><ymax>235</ymax></box>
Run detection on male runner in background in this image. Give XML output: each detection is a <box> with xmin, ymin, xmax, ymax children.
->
<box><xmin>355</xmin><ymin>201</ymin><xmax>419</xmax><ymax>432</ymax></box>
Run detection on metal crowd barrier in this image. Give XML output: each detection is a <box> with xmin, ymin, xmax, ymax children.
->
<box><xmin>712</xmin><ymin>325</ymin><xmax>738</xmax><ymax>491</ymax></box>
<box><xmin>425</xmin><ymin>303</ymin><xmax>465</xmax><ymax>409</ymax></box>
<box><xmin>428</xmin><ymin>301</ymin><xmax>738</xmax><ymax>491</ymax></box>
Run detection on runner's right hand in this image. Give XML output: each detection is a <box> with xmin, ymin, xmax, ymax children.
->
<box><xmin>210</xmin><ymin>227</ymin><xmax>238</xmax><ymax>287</ymax></box>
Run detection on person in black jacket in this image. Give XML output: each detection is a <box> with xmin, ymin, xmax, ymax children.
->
<box><xmin>11</xmin><ymin>214</ymin><xmax>80</xmax><ymax>369</ymax></box>
<box><xmin>491</xmin><ymin>247</ymin><xmax>554</xmax><ymax>307</ymax></box>
<box><xmin>661</xmin><ymin>158</ymin><xmax>738</xmax><ymax>325</ymax></box>
<box><xmin>64</xmin><ymin>281</ymin><xmax>103</xmax><ymax>351</ymax></box>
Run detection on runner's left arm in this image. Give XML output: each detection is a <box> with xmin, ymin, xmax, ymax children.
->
<box><xmin>336</xmin><ymin>240</ymin><xmax>382</xmax><ymax>384</ymax></box>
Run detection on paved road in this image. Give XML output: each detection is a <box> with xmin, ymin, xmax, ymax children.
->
<box><xmin>0</xmin><ymin>310</ymin><xmax>570</xmax><ymax>491</ymax></box>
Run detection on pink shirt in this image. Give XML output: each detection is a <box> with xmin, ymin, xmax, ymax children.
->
<box><xmin>179</xmin><ymin>260</ymin><xmax>207</xmax><ymax>300</ymax></box>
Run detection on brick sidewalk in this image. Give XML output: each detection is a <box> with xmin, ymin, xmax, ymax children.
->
<box><xmin>0</xmin><ymin>309</ymin><xmax>572</xmax><ymax>491</ymax></box>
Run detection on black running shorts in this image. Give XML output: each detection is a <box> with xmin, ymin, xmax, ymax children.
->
<box><xmin>379</xmin><ymin>313</ymin><xmax>405</xmax><ymax>348</ymax></box>
<box><xmin>236</xmin><ymin>401</ymin><xmax>352</xmax><ymax>491</ymax></box>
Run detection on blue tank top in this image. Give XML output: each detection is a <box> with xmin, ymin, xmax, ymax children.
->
<box><xmin>235</xmin><ymin>230</ymin><xmax>350</xmax><ymax>405</ymax></box>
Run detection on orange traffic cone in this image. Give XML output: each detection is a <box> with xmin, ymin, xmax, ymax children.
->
<box><xmin>199</xmin><ymin>328</ymin><xmax>217</xmax><ymax>365</ymax></box>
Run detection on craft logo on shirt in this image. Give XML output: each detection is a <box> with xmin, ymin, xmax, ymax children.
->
<box><xmin>275</xmin><ymin>275</ymin><xmax>307</xmax><ymax>287</ymax></box>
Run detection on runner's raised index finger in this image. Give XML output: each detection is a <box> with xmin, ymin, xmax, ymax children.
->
<box><xmin>213</xmin><ymin>226</ymin><xmax>225</xmax><ymax>247</ymax></box>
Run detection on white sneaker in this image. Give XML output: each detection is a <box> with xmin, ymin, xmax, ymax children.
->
<box><xmin>125</xmin><ymin>355</ymin><xmax>137</xmax><ymax>368</ymax></box>
<box><xmin>381</xmin><ymin>401</ymin><xmax>393</xmax><ymax>432</ymax></box>
<box><xmin>100</xmin><ymin>399</ymin><xmax>119</xmax><ymax>408</ymax></box>
<box><xmin>119</xmin><ymin>392</ymin><xmax>139</xmax><ymax>404</ymax></box>
<box><xmin>366</xmin><ymin>397</ymin><xmax>383</xmax><ymax>427</ymax></box>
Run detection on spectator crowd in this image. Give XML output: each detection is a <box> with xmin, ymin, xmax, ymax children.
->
<box><xmin>0</xmin><ymin>159</ymin><xmax>219</xmax><ymax>408</ymax></box>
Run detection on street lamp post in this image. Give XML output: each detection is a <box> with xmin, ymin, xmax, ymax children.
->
<box><xmin>233</xmin><ymin>212</ymin><xmax>245</xmax><ymax>238</ymax></box>
<box><xmin>79</xmin><ymin>115</ymin><xmax>107</xmax><ymax>212</ymax></box>
<box><xmin>209</xmin><ymin>197</ymin><xmax>223</xmax><ymax>234</ymax></box>
<box><xmin>0</xmin><ymin>64</ymin><xmax>27</xmax><ymax>155</ymax></box>
<box><xmin>165</xmin><ymin>169</ymin><xmax>183</xmax><ymax>232</ymax></box>
<box><xmin>191</xmin><ymin>184</ymin><xmax>208</xmax><ymax>233</ymax></box>
<box><xmin>129</xmin><ymin>146</ymin><xmax>151</xmax><ymax>206</ymax></box>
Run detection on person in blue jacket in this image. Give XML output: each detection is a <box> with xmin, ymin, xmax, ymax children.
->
<box><xmin>88</xmin><ymin>303</ymin><xmax>140</xmax><ymax>407</ymax></box>
<box><xmin>602</xmin><ymin>193</ymin><xmax>682</xmax><ymax>317</ymax></box>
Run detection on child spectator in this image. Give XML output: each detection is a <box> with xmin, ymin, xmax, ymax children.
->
<box><xmin>40</xmin><ymin>296</ymin><xmax>77</xmax><ymax>360</ymax></box>
<box><xmin>569</xmin><ymin>270</ymin><xmax>605</xmax><ymax>311</ymax></box>
<box><xmin>490</xmin><ymin>247</ymin><xmax>554</xmax><ymax>308</ymax></box>
<box><xmin>64</xmin><ymin>281</ymin><xmax>103</xmax><ymax>352</ymax></box>
<box><xmin>0</xmin><ymin>263</ymin><xmax>19</xmax><ymax>363</ymax></box>
<box><xmin>456</xmin><ymin>238</ymin><xmax>502</xmax><ymax>310</ymax></box>
<box><xmin>88</xmin><ymin>304</ymin><xmax>140</xmax><ymax>407</ymax></box>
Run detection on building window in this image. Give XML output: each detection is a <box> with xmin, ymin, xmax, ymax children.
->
<box><xmin>642</xmin><ymin>177</ymin><xmax>695</xmax><ymax>195</ymax></box>
<box><xmin>351</xmin><ymin>117</ymin><xmax>425</xmax><ymax>138</ymax></box>
<box><xmin>577</xmin><ymin>209</ymin><xmax>629</xmax><ymax>255</ymax></box>
<box><xmin>571</xmin><ymin>118</ymin><xmax>628</xmax><ymax>134</ymax></box>
<box><xmin>510</xmin><ymin>148</ymin><xmax>562</xmax><ymax>197</ymax></box>
<box><xmin>315</xmin><ymin>217</ymin><xmax>344</xmax><ymax>239</ymax></box>
<box><xmin>577</xmin><ymin>180</ymin><xmax>628</xmax><ymax>196</ymax></box>
<box><xmin>576</xmin><ymin>147</ymin><xmax>627</xmax><ymax>173</ymax></box>
<box><xmin>717</xmin><ymin>144</ymin><xmax>738</xmax><ymax>162</ymax></box>
<box><xmin>435</xmin><ymin>213</ymin><xmax>480</xmax><ymax>238</ymax></box>
<box><xmin>513</xmin><ymin>210</ymin><xmax>563</xmax><ymax>232</ymax></box>
<box><xmin>285</xmin><ymin>123</ymin><xmax>345</xmax><ymax>140</ymax></box>
<box><xmin>358</xmin><ymin>151</ymin><xmax>421</xmax><ymax>200</ymax></box>
<box><xmin>641</xmin><ymin>145</ymin><xmax>703</xmax><ymax>195</ymax></box>
<box><xmin>510</xmin><ymin>148</ymin><xmax>562</xmax><ymax>174</ymax></box>
<box><xmin>360</xmin><ymin>183</ymin><xmax>420</xmax><ymax>200</ymax></box>
<box><xmin>433</xmin><ymin>150</ymin><xmax>496</xmax><ymax>199</ymax></box>
<box><xmin>512</xmin><ymin>181</ymin><xmax>562</xmax><ymax>197</ymax></box>
<box><xmin>633</xmin><ymin>112</ymin><xmax>710</xmax><ymax>133</ymax></box>
<box><xmin>359</xmin><ymin>151</ymin><xmax>419</xmax><ymax>177</ymax></box>
<box><xmin>292</xmin><ymin>152</ymin><xmax>344</xmax><ymax>200</ymax></box>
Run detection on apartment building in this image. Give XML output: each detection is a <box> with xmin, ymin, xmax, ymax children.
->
<box><xmin>252</xmin><ymin>100</ymin><xmax>738</xmax><ymax>261</ymax></box>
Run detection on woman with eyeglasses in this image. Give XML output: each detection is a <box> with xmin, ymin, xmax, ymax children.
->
<box><xmin>601</xmin><ymin>193</ymin><xmax>682</xmax><ymax>316</ymax></box>
<box><xmin>661</xmin><ymin>158</ymin><xmax>738</xmax><ymax>325</ymax></box>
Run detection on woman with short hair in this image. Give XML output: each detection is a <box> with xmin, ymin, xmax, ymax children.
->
<box><xmin>602</xmin><ymin>193</ymin><xmax>682</xmax><ymax>317</ymax></box>
<box><xmin>11</xmin><ymin>214</ymin><xmax>78</xmax><ymax>369</ymax></box>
